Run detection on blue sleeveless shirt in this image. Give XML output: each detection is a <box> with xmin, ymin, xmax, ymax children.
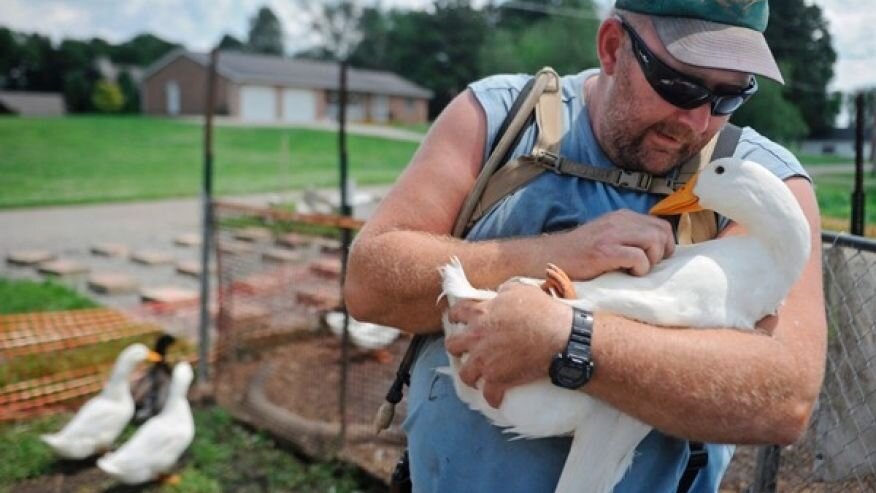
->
<box><xmin>403</xmin><ymin>70</ymin><xmax>810</xmax><ymax>493</ymax></box>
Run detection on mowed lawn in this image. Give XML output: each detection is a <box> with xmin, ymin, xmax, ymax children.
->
<box><xmin>813</xmin><ymin>172</ymin><xmax>876</xmax><ymax>235</ymax></box>
<box><xmin>0</xmin><ymin>116</ymin><xmax>421</xmax><ymax>208</ymax></box>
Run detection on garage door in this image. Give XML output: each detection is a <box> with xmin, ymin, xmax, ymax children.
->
<box><xmin>372</xmin><ymin>95</ymin><xmax>389</xmax><ymax>123</ymax></box>
<box><xmin>240</xmin><ymin>85</ymin><xmax>276</xmax><ymax>122</ymax></box>
<box><xmin>282</xmin><ymin>88</ymin><xmax>316</xmax><ymax>123</ymax></box>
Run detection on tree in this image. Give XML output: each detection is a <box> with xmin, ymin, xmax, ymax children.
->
<box><xmin>248</xmin><ymin>6</ymin><xmax>284</xmax><ymax>55</ymax></box>
<box><xmin>480</xmin><ymin>0</ymin><xmax>599</xmax><ymax>76</ymax></box>
<box><xmin>63</xmin><ymin>71</ymin><xmax>93</xmax><ymax>112</ymax></box>
<box><xmin>765</xmin><ymin>0</ymin><xmax>838</xmax><ymax>135</ymax></box>
<box><xmin>0</xmin><ymin>28</ymin><xmax>18</xmax><ymax>88</ymax></box>
<box><xmin>91</xmin><ymin>80</ymin><xmax>125</xmax><ymax>112</ymax></box>
<box><xmin>348</xmin><ymin>0</ymin><xmax>488</xmax><ymax>117</ymax></box>
<box><xmin>6</xmin><ymin>32</ymin><xmax>57</xmax><ymax>91</ymax></box>
<box><xmin>731</xmin><ymin>75</ymin><xmax>808</xmax><ymax>143</ymax></box>
<box><xmin>117</xmin><ymin>70</ymin><xmax>139</xmax><ymax>113</ymax></box>
<box><xmin>301</xmin><ymin>0</ymin><xmax>363</xmax><ymax>61</ymax></box>
<box><xmin>218</xmin><ymin>34</ymin><xmax>246</xmax><ymax>51</ymax></box>
<box><xmin>111</xmin><ymin>34</ymin><xmax>178</xmax><ymax>65</ymax></box>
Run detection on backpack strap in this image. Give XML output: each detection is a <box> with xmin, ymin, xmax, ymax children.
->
<box><xmin>467</xmin><ymin>68</ymin><xmax>564</xmax><ymax>232</ymax></box>
<box><xmin>453</xmin><ymin>68</ymin><xmax>560</xmax><ymax>238</ymax></box>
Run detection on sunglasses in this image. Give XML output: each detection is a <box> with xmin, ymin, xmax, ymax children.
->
<box><xmin>618</xmin><ymin>17</ymin><xmax>758</xmax><ymax>116</ymax></box>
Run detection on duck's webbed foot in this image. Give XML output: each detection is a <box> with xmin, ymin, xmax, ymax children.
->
<box><xmin>159</xmin><ymin>473</ymin><xmax>181</xmax><ymax>485</ymax></box>
<box><xmin>540</xmin><ymin>263</ymin><xmax>577</xmax><ymax>299</ymax></box>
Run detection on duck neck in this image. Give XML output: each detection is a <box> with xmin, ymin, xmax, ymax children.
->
<box><xmin>723</xmin><ymin>185</ymin><xmax>810</xmax><ymax>284</ymax></box>
<box><xmin>103</xmin><ymin>363</ymin><xmax>134</xmax><ymax>399</ymax></box>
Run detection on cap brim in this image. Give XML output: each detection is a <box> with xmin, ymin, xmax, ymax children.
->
<box><xmin>652</xmin><ymin>16</ymin><xmax>784</xmax><ymax>84</ymax></box>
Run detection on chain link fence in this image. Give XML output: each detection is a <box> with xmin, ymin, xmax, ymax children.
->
<box><xmin>721</xmin><ymin>232</ymin><xmax>876</xmax><ymax>492</ymax></box>
<box><xmin>211</xmin><ymin>202</ymin><xmax>876</xmax><ymax>491</ymax></box>
<box><xmin>211</xmin><ymin>201</ymin><xmax>406</xmax><ymax>481</ymax></box>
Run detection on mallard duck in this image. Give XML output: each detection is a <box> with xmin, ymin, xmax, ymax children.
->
<box><xmin>41</xmin><ymin>343</ymin><xmax>162</xmax><ymax>459</ymax></box>
<box><xmin>325</xmin><ymin>311</ymin><xmax>400</xmax><ymax>363</ymax></box>
<box><xmin>132</xmin><ymin>334</ymin><xmax>176</xmax><ymax>424</ymax></box>
<box><xmin>441</xmin><ymin>157</ymin><xmax>811</xmax><ymax>493</ymax></box>
<box><xmin>97</xmin><ymin>361</ymin><xmax>195</xmax><ymax>485</ymax></box>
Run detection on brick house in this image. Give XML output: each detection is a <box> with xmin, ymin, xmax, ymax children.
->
<box><xmin>140</xmin><ymin>49</ymin><xmax>432</xmax><ymax>124</ymax></box>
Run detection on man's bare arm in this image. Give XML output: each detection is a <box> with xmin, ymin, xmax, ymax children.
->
<box><xmin>346</xmin><ymin>90</ymin><xmax>676</xmax><ymax>333</ymax></box>
<box><xmin>447</xmin><ymin>178</ymin><xmax>826</xmax><ymax>444</ymax></box>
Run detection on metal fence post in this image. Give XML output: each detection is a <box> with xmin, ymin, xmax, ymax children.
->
<box><xmin>852</xmin><ymin>93</ymin><xmax>866</xmax><ymax>236</ymax></box>
<box><xmin>749</xmin><ymin>445</ymin><xmax>782</xmax><ymax>493</ymax></box>
<box><xmin>198</xmin><ymin>48</ymin><xmax>218</xmax><ymax>383</ymax></box>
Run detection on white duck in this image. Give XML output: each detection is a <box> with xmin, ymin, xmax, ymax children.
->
<box><xmin>41</xmin><ymin>343</ymin><xmax>161</xmax><ymax>459</ymax></box>
<box><xmin>440</xmin><ymin>157</ymin><xmax>811</xmax><ymax>493</ymax></box>
<box><xmin>97</xmin><ymin>361</ymin><xmax>195</xmax><ymax>485</ymax></box>
<box><xmin>325</xmin><ymin>310</ymin><xmax>400</xmax><ymax>362</ymax></box>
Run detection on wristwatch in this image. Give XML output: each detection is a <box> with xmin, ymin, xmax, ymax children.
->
<box><xmin>549</xmin><ymin>307</ymin><xmax>595</xmax><ymax>389</ymax></box>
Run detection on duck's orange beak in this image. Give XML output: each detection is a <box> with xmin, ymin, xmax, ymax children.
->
<box><xmin>147</xmin><ymin>351</ymin><xmax>163</xmax><ymax>363</ymax></box>
<box><xmin>649</xmin><ymin>174</ymin><xmax>704</xmax><ymax>216</ymax></box>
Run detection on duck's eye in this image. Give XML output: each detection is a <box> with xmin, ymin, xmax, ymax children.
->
<box><xmin>715</xmin><ymin>166</ymin><xmax>725</xmax><ymax>175</ymax></box>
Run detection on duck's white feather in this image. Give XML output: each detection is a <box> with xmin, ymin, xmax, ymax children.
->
<box><xmin>440</xmin><ymin>158</ymin><xmax>811</xmax><ymax>493</ymax></box>
<box><xmin>325</xmin><ymin>311</ymin><xmax>401</xmax><ymax>350</ymax></box>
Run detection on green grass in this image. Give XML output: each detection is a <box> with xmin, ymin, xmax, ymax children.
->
<box><xmin>0</xmin><ymin>278</ymin><xmax>97</xmax><ymax>314</ymax></box>
<box><xmin>390</xmin><ymin>120</ymin><xmax>432</xmax><ymax>134</ymax></box>
<box><xmin>0</xmin><ymin>116</ymin><xmax>419</xmax><ymax>209</ymax></box>
<box><xmin>813</xmin><ymin>172</ymin><xmax>876</xmax><ymax>228</ymax></box>
<box><xmin>795</xmin><ymin>152</ymin><xmax>855</xmax><ymax>166</ymax></box>
<box><xmin>0</xmin><ymin>407</ymin><xmax>382</xmax><ymax>493</ymax></box>
<box><xmin>0</xmin><ymin>414</ymin><xmax>66</xmax><ymax>488</ymax></box>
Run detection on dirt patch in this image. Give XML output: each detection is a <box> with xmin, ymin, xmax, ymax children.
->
<box><xmin>214</xmin><ymin>330</ymin><xmax>410</xmax><ymax>483</ymax></box>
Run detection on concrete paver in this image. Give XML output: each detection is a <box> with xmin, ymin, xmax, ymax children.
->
<box><xmin>7</xmin><ymin>250</ymin><xmax>55</xmax><ymax>266</ymax></box>
<box><xmin>37</xmin><ymin>259</ymin><xmax>89</xmax><ymax>276</ymax></box>
<box><xmin>91</xmin><ymin>243</ymin><xmax>129</xmax><ymax>257</ymax></box>
<box><xmin>140</xmin><ymin>286</ymin><xmax>199</xmax><ymax>304</ymax></box>
<box><xmin>131</xmin><ymin>250</ymin><xmax>175</xmax><ymax>265</ymax></box>
<box><xmin>174</xmin><ymin>233</ymin><xmax>201</xmax><ymax>247</ymax></box>
<box><xmin>87</xmin><ymin>273</ymin><xmax>139</xmax><ymax>295</ymax></box>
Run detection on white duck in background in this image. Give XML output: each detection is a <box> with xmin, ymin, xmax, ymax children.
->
<box><xmin>440</xmin><ymin>157</ymin><xmax>811</xmax><ymax>493</ymax></box>
<box><xmin>98</xmin><ymin>361</ymin><xmax>195</xmax><ymax>485</ymax></box>
<box><xmin>41</xmin><ymin>343</ymin><xmax>162</xmax><ymax>459</ymax></box>
<box><xmin>325</xmin><ymin>311</ymin><xmax>401</xmax><ymax>363</ymax></box>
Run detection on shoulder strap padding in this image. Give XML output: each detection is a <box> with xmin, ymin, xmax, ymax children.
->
<box><xmin>453</xmin><ymin>67</ymin><xmax>560</xmax><ymax>237</ymax></box>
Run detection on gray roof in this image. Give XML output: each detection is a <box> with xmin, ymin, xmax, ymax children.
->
<box><xmin>0</xmin><ymin>91</ymin><xmax>65</xmax><ymax>116</ymax></box>
<box><xmin>143</xmin><ymin>48</ymin><xmax>432</xmax><ymax>99</ymax></box>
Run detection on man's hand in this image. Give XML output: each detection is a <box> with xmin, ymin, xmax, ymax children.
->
<box><xmin>445</xmin><ymin>282</ymin><xmax>573</xmax><ymax>408</ymax></box>
<box><xmin>548</xmin><ymin>209</ymin><xmax>675</xmax><ymax>279</ymax></box>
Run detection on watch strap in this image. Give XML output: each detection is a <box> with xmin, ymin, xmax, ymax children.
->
<box><xmin>566</xmin><ymin>308</ymin><xmax>594</xmax><ymax>359</ymax></box>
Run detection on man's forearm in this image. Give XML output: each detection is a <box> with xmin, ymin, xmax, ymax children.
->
<box><xmin>587</xmin><ymin>313</ymin><xmax>823</xmax><ymax>445</ymax></box>
<box><xmin>345</xmin><ymin>230</ymin><xmax>551</xmax><ymax>332</ymax></box>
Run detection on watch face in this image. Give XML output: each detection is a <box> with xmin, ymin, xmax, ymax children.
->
<box><xmin>550</xmin><ymin>356</ymin><xmax>592</xmax><ymax>389</ymax></box>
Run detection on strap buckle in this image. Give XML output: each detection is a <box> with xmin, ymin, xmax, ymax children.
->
<box><xmin>615</xmin><ymin>170</ymin><xmax>653</xmax><ymax>192</ymax></box>
<box><xmin>533</xmin><ymin>150</ymin><xmax>563</xmax><ymax>173</ymax></box>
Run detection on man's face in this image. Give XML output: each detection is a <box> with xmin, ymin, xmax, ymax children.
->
<box><xmin>596</xmin><ymin>19</ymin><xmax>750</xmax><ymax>176</ymax></box>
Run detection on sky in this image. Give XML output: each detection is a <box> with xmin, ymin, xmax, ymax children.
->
<box><xmin>1</xmin><ymin>0</ymin><xmax>874</xmax><ymax>97</ymax></box>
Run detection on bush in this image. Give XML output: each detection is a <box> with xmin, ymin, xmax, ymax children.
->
<box><xmin>91</xmin><ymin>80</ymin><xmax>125</xmax><ymax>113</ymax></box>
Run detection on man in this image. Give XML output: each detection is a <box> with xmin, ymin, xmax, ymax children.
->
<box><xmin>345</xmin><ymin>0</ymin><xmax>826</xmax><ymax>491</ymax></box>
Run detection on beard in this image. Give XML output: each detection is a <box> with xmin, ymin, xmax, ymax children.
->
<box><xmin>596</xmin><ymin>62</ymin><xmax>715</xmax><ymax>176</ymax></box>
<box><xmin>608</xmin><ymin>121</ymin><xmax>707</xmax><ymax>176</ymax></box>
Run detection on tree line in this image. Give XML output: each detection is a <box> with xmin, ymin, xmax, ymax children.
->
<box><xmin>0</xmin><ymin>0</ymin><xmax>847</xmax><ymax>143</ymax></box>
<box><xmin>328</xmin><ymin>0</ymin><xmax>841</xmax><ymax>142</ymax></box>
<box><xmin>0</xmin><ymin>6</ymin><xmax>285</xmax><ymax>113</ymax></box>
